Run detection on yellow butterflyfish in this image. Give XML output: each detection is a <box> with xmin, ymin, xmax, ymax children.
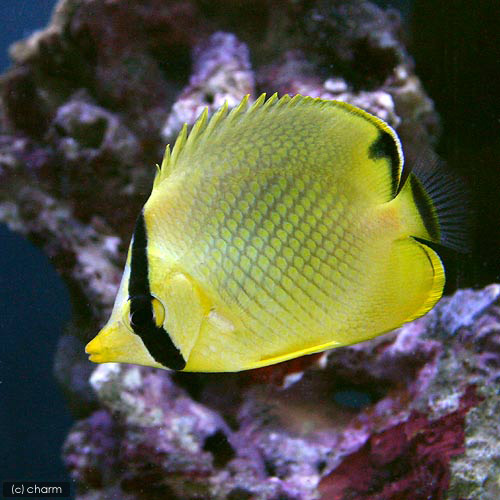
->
<box><xmin>86</xmin><ymin>94</ymin><xmax>465</xmax><ymax>372</ymax></box>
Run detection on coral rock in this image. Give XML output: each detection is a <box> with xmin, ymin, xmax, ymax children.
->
<box><xmin>0</xmin><ymin>1</ymin><xmax>497</xmax><ymax>499</ymax></box>
<box><xmin>162</xmin><ymin>31</ymin><xmax>256</xmax><ymax>141</ymax></box>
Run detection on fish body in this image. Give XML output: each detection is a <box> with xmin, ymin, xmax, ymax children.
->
<box><xmin>86</xmin><ymin>94</ymin><xmax>459</xmax><ymax>372</ymax></box>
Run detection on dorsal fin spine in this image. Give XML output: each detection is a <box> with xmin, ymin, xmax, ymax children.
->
<box><xmin>170</xmin><ymin>123</ymin><xmax>188</xmax><ymax>167</ymax></box>
<box><xmin>204</xmin><ymin>101</ymin><xmax>229</xmax><ymax>136</ymax></box>
<box><xmin>186</xmin><ymin>107</ymin><xmax>209</xmax><ymax>147</ymax></box>
<box><xmin>289</xmin><ymin>93</ymin><xmax>304</xmax><ymax>106</ymax></box>
<box><xmin>161</xmin><ymin>145</ymin><xmax>171</xmax><ymax>170</ymax></box>
<box><xmin>253</xmin><ymin>93</ymin><xmax>268</xmax><ymax>109</ymax></box>
<box><xmin>153</xmin><ymin>163</ymin><xmax>161</xmax><ymax>189</ymax></box>
<box><xmin>278</xmin><ymin>94</ymin><xmax>291</xmax><ymax>106</ymax></box>
<box><xmin>154</xmin><ymin>145</ymin><xmax>171</xmax><ymax>188</ymax></box>
<box><xmin>263</xmin><ymin>92</ymin><xmax>279</xmax><ymax>108</ymax></box>
<box><xmin>228</xmin><ymin>94</ymin><xmax>250</xmax><ymax>122</ymax></box>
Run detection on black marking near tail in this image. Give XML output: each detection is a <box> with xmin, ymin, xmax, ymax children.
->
<box><xmin>368</xmin><ymin>130</ymin><xmax>401</xmax><ymax>197</ymax></box>
<box><xmin>128</xmin><ymin>213</ymin><xmax>186</xmax><ymax>370</ymax></box>
<box><xmin>411</xmin><ymin>159</ymin><xmax>471</xmax><ymax>253</ymax></box>
<box><xmin>410</xmin><ymin>175</ymin><xmax>440</xmax><ymax>242</ymax></box>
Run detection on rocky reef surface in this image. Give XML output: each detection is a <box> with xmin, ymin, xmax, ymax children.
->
<box><xmin>1</xmin><ymin>1</ymin><xmax>498</xmax><ymax>499</ymax></box>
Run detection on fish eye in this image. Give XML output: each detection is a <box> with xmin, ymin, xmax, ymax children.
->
<box><xmin>125</xmin><ymin>296</ymin><xmax>165</xmax><ymax>330</ymax></box>
<box><xmin>129</xmin><ymin>302</ymin><xmax>152</xmax><ymax>328</ymax></box>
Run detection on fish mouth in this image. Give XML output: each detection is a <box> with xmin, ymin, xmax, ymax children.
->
<box><xmin>84</xmin><ymin>322</ymin><xmax>126</xmax><ymax>364</ymax></box>
<box><xmin>85</xmin><ymin>321</ymin><xmax>166</xmax><ymax>368</ymax></box>
<box><xmin>85</xmin><ymin>334</ymin><xmax>106</xmax><ymax>363</ymax></box>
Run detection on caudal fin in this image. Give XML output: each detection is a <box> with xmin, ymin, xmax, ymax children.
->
<box><xmin>411</xmin><ymin>159</ymin><xmax>471</xmax><ymax>252</ymax></box>
<box><xmin>397</xmin><ymin>157</ymin><xmax>471</xmax><ymax>253</ymax></box>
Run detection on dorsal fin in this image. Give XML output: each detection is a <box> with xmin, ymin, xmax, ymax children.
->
<box><xmin>202</xmin><ymin>101</ymin><xmax>230</xmax><ymax>138</ymax></box>
<box><xmin>154</xmin><ymin>95</ymin><xmax>258</xmax><ymax>187</ymax></box>
<box><xmin>153</xmin><ymin>145</ymin><xmax>170</xmax><ymax>188</ymax></box>
<box><xmin>170</xmin><ymin>123</ymin><xmax>188</xmax><ymax>169</ymax></box>
<box><xmin>153</xmin><ymin>93</ymin><xmax>403</xmax><ymax>199</ymax></box>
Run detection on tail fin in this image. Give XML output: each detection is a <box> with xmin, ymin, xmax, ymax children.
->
<box><xmin>397</xmin><ymin>158</ymin><xmax>471</xmax><ymax>252</ymax></box>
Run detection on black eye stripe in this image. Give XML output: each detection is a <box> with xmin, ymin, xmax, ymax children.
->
<box><xmin>128</xmin><ymin>213</ymin><xmax>186</xmax><ymax>371</ymax></box>
<box><xmin>130</xmin><ymin>300</ymin><xmax>153</xmax><ymax>327</ymax></box>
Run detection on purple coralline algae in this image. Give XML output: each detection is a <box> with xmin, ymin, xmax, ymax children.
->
<box><xmin>161</xmin><ymin>31</ymin><xmax>255</xmax><ymax>141</ymax></box>
<box><xmin>0</xmin><ymin>1</ymin><xmax>498</xmax><ymax>499</ymax></box>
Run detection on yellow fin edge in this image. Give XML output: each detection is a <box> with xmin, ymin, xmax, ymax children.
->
<box><xmin>403</xmin><ymin>240</ymin><xmax>445</xmax><ymax>323</ymax></box>
<box><xmin>243</xmin><ymin>338</ymin><xmax>343</xmax><ymax>370</ymax></box>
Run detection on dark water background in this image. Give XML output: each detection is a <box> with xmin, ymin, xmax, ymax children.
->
<box><xmin>0</xmin><ymin>0</ymin><xmax>73</xmax><ymax>489</ymax></box>
<box><xmin>0</xmin><ymin>0</ymin><xmax>498</xmax><ymax>494</ymax></box>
